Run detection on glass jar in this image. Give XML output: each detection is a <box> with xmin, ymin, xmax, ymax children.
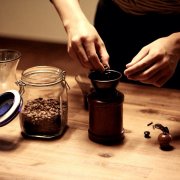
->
<box><xmin>0</xmin><ymin>49</ymin><xmax>21</xmax><ymax>94</ymax></box>
<box><xmin>17</xmin><ymin>66</ymin><xmax>69</xmax><ymax>139</ymax></box>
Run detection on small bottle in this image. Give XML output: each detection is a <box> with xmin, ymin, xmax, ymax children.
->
<box><xmin>88</xmin><ymin>70</ymin><xmax>124</xmax><ymax>144</ymax></box>
<box><xmin>17</xmin><ymin>66</ymin><xmax>69</xmax><ymax>139</ymax></box>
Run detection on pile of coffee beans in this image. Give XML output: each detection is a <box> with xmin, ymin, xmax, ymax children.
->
<box><xmin>21</xmin><ymin>98</ymin><xmax>61</xmax><ymax>136</ymax></box>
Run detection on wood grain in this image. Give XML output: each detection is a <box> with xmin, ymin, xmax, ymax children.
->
<box><xmin>0</xmin><ymin>74</ymin><xmax>180</xmax><ymax>180</ymax></box>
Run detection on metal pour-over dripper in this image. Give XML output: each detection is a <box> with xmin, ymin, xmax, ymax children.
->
<box><xmin>88</xmin><ymin>70</ymin><xmax>122</xmax><ymax>91</ymax></box>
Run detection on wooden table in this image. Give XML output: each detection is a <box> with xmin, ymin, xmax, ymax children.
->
<box><xmin>0</xmin><ymin>74</ymin><xmax>180</xmax><ymax>180</ymax></box>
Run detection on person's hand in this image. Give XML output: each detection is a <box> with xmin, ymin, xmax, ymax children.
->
<box><xmin>124</xmin><ymin>33</ymin><xmax>180</xmax><ymax>87</ymax></box>
<box><xmin>66</xmin><ymin>19</ymin><xmax>109</xmax><ymax>71</ymax></box>
<box><xmin>51</xmin><ymin>0</ymin><xmax>109</xmax><ymax>71</ymax></box>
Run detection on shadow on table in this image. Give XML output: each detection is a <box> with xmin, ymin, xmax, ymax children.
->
<box><xmin>0</xmin><ymin>136</ymin><xmax>23</xmax><ymax>151</ymax></box>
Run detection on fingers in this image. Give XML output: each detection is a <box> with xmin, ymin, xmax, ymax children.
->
<box><xmin>83</xmin><ymin>38</ymin><xmax>104</xmax><ymax>71</ymax></box>
<box><xmin>124</xmin><ymin>55</ymin><xmax>157</xmax><ymax>77</ymax></box>
<box><xmin>95</xmin><ymin>38</ymin><xmax>110</xmax><ymax>68</ymax></box>
<box><xmin>124</xmin><ymin>51</ymin><xmax>173</xmax><ymax>87</ymax></box>
<box><xmin>69</xmin><ymin>49</ymin><xmax>92</xmax><ymax>69</ymax></box>
<box><xmin>125</xmin><ymin>58</ymin><xmax>163</xmax><ymax>80</ymax></box>
<box><xmin>126</xmin><ymin>46</ymin><xmax>149</xmax><ymax>68</ymax></box>
<box><xmin>124</xmin><ymin>36</ymin><xmax>179</xmax><ymax>87</ymax></box>
<box><xmin>126</xmin><ymin>62</ymin><xmax>172</xmax><ymax>87</ymax></box>
<box><xmin>153</xmin><ymin>73</ymin><xmax>171</xmax><ymax>87</ymax></box>
<box><xmin>68</xmin><ymin>40</ymin><xmax>93</xmax><ymax>69</ymax></box>
<box><xmin>143</xmin><ymin>69</ymin><xmax>171</xmax><ymax>87</ymax></box>
<box><xmin>68</xmin><ymin>36</ymin><xmax>109</xmax><ymax>71</ymax></box>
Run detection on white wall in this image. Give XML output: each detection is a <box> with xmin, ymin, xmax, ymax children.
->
<box><xmin>0</xmin><ymin>0</ymin><xmax>98</xmax><ymax>43</ymax></box>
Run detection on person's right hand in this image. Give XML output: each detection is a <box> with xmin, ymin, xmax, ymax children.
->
<box><xmin>66</xmin><ymin>19</ymin><xmax>109</xmax><ymax>71</ymax></box>
<box><xmin>124</xmin><ymin>33</ymin><xmax>180</xmax><ymax>87</ymax></box>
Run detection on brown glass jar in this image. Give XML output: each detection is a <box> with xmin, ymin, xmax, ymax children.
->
<box><xmin>88</xmin><ymin>70</ymin><xmax>124</xmax><ymax>144</ymax></box>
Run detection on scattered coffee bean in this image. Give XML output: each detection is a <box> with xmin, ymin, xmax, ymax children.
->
<box><xmin>147</xmin><ymin>122</ymin><xmax>153</xmax><ymax>126</ymax></box>
<box><xmin>144</xmin><ymin>131</ymin><xmax>151</xmax><ymax>138</ymax></box>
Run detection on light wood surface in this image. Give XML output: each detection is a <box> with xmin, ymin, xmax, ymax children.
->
<box><xmin>0</xmin><ymin>73</ymin><xmax>180</xmax><ymax>180</ymax></box>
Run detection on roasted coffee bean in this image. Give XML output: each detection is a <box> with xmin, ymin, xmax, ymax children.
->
<box><xmin>21</xmin><ymin>98</ymin><xmax>61</xmax><ymax>135</ymax></box>
<box><xmin>144</xmin><ymin>131</ymin><xmax>151</xmax><ymax>138</ymax></box>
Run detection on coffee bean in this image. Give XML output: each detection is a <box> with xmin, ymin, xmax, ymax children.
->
<box><xmin>144</xmin><ymin>131</ymin><xmax>151</xmax><ymax>138</ymax></box>
<box><xmin>21</xmin><ymin>98</ymin><xmax>62</xmax><ymax>135</ymax></box>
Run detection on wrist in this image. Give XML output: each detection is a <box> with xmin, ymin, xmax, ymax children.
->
<box><xmin>169</xmin><ymin>32</ymin><xmax>180</xmax><ymax>61</ymax></box>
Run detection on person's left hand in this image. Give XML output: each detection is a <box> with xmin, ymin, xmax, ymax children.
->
<box><xmin>124</xmin><ymin>34</ymin><xmax>180</xmax><ymax>87</ymax></box>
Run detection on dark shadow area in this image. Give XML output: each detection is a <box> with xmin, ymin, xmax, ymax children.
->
<box><xmin>160</xmin><ymin>145</ymin><xmax>174</xmax><ymax>151</ymax></box>
<box><xmin>0</xmin><ymin>136</ymin><xmax>23</xmax><ymax>151</ymax></box>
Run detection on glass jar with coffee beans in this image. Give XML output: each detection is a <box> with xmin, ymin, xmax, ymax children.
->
<box><xmin>17</xmin><ymin>66</ymin><xmax>69</xmax><ymax>139</ymax></box>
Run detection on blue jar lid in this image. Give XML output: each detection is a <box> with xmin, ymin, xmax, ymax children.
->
<box><xmin>0</xmin><ymin>90</ymin><xmax>22</xmax><ymax>127</ymax></box>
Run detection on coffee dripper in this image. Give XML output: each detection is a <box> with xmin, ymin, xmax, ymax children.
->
<box><xmin>88</xmin><ymin>70</ymin><xmax>124</xmax><ymax>144</ymax></box>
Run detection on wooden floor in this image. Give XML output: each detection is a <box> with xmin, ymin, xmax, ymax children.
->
<box><xmin>0</xmin><ymin>37</ymin><xmax>87</xmax><ymax>76</ymax></box>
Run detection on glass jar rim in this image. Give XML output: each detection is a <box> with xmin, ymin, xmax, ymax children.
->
<box><xmin>0</xmin><ymin>49</ymin><xmax>21</xmax><ymax>63</ymax></box>
<box><xmin>20</xmin><ymin>66</ymin><xmax>66</xmax><ymax>87</ymax></box>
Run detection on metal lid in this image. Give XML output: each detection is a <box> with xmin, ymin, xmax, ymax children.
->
<box><xmin>0</xmin><ymin>90</ymin><xmax>22</xmax><ymax>127</ymax></box>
